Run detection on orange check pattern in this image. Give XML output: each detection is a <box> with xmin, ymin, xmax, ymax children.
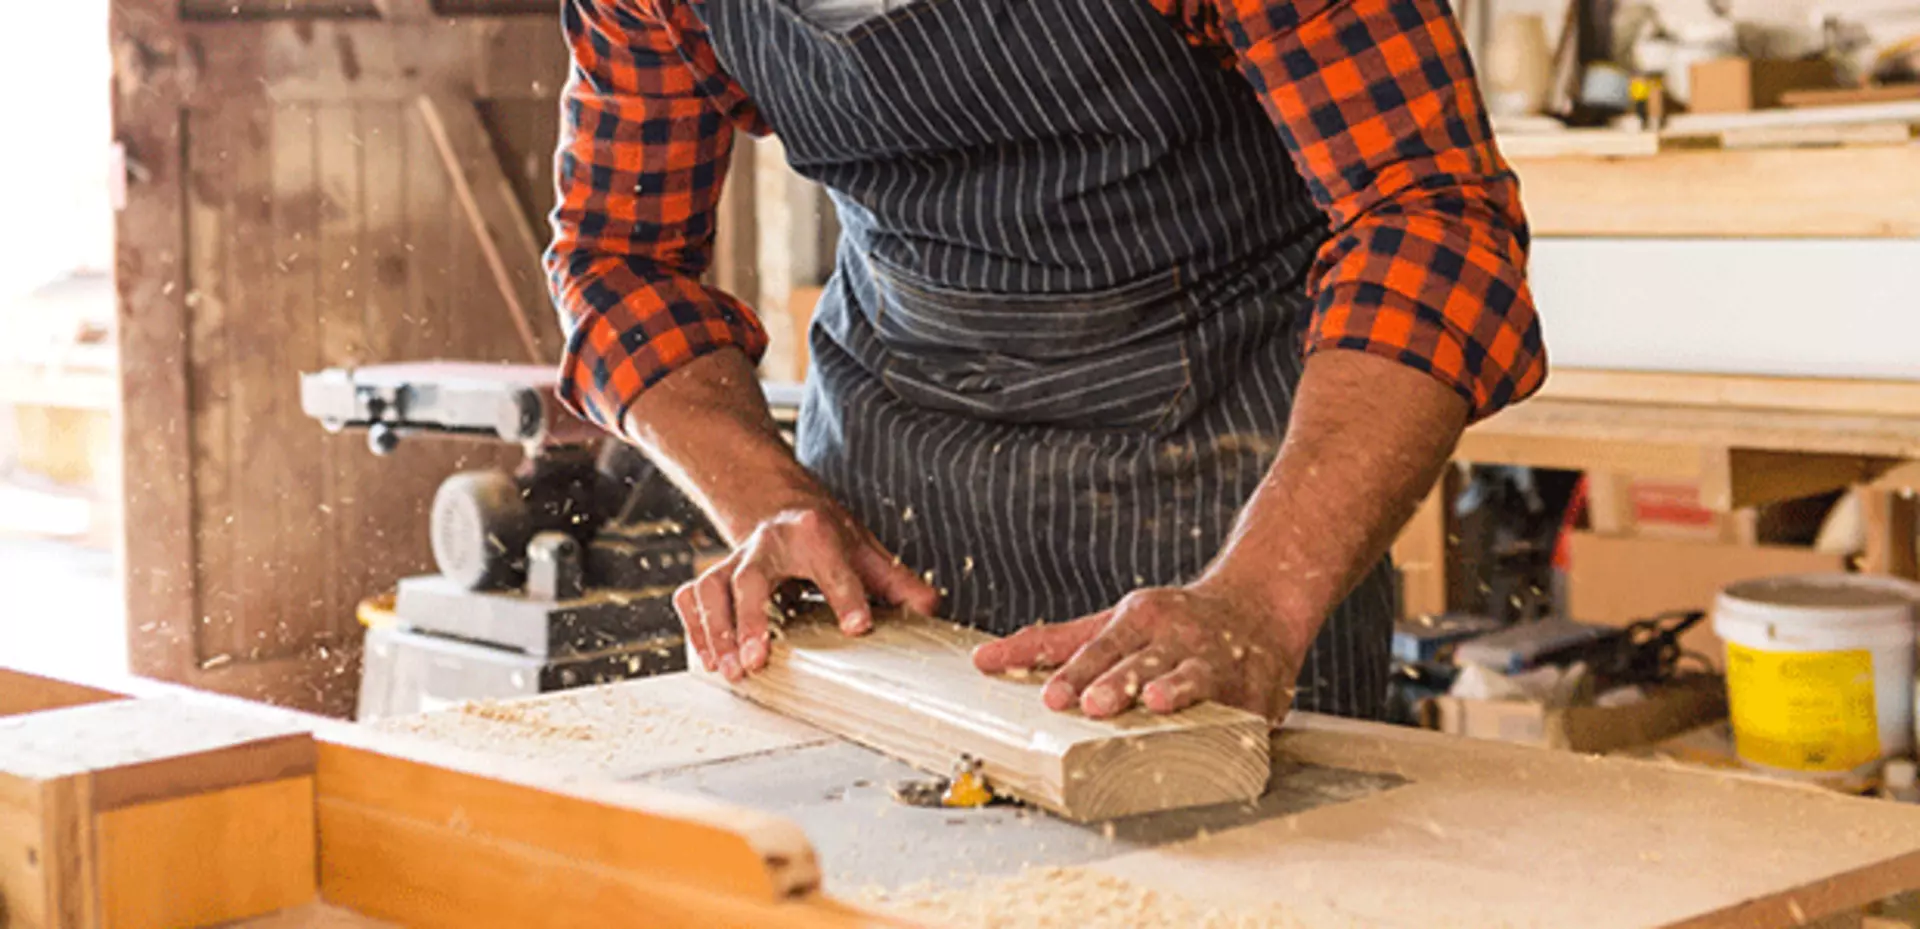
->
<box><xmin>547</xmin><ymin>0</ymin><xmax>1546</xmax><ymax>431</ymax></box>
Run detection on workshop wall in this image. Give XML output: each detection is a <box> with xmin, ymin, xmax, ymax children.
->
<box><xmin>114</xmin><ymin>0</ymin><xmax>564</xmax><ymax>714</ymax></box>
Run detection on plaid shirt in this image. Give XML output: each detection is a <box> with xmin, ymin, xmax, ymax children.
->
<box><xmin>548</xmin><ymin>0</ymin><xmax>1546</xmax><ymax>432</ymax></box>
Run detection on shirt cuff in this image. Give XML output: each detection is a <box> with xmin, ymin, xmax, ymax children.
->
<box><xmin>1305</xmin><ymin>278</ymin><xmax>1547</xmax><ymax>421</ymax></box>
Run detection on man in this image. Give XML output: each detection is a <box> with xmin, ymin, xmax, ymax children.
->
<box><xmin>547</xmin><ymin>0</ymin><xmax>1544</xmax><ymax>724</ymax></box>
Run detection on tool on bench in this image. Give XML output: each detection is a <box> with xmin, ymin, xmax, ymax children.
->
<box><xmin>300</xmin><ymin>361</ymin><xmax>804</xmax><ymax>719</ymax></box>
<box><xmin>889</xmin><ymin>753</ymin><xmax>1001</xmax><ymax>810</ymax></box>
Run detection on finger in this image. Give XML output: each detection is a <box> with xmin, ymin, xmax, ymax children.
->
<box><xmin>851</xmin><ymin>542</ymin><xmax>939</xmax><ymax>615</ymax></box>
<box><xmin>1140</xmin><ymin>657</ymin><xmax>1217</xmax><ymax>714</ymax></box>
<box><xmin>691</xmin><ymin>573</ymin><xmax>742</xmax><ymax>682</ymax></box>
<box><xmin>1044</xmin><ymin>614</ymin><xmax>1151</xmax><ymax>712</ymax></box>
<box><xmin>972</xmin><ymin>612</ymin><xmax>1107</xmax><ymax>674</ymax></box>
<box><xmin>730</xmin><ymin>561</ymin><xmax>777</xmax><ymax>672</ymax></box>
<box><xmin>1080</xmin><ymin>646</ymin><xmax>1181</xmax><ymax>719</ymax></box>
<box><xmin>804</xmin><ymin>550</ymin><xmax>873</xmax><ymax>635</ymax></box>
<box><xmin>673</xmin><ymin>582</ymin><xmax>716</xmax><ymax>673</ymax></box>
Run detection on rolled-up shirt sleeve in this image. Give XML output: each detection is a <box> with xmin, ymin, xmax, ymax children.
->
<box><xmin>1216</xmin><ymin>0</ymin><xmax>1546</xmax><ymax>419</ymax></box>
<box><xmin>546</xmin><ymin>0</ymin><xmax>768</xmax><ymax>432</ymax></box>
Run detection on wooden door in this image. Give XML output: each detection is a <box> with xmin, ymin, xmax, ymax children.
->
<box><xmin>112</xmin><ymin>0</ymin><xmax>568</xmax><ymax>714</ymax></box>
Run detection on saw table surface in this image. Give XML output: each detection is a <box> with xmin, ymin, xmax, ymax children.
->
<box><xmin>372</xmin><ymin>674</ymin><xmax>1920</xmax><ymax>928</ymax></box>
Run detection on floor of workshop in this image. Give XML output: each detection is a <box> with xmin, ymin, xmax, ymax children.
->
<box><xmin>0</xmin><ymin>532</ymin><xmax>124</xmax><ymax>678</ymax></box>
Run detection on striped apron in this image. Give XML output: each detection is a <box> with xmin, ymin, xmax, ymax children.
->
<box><xmin>696</xmin><ymin>0</ymin><xmax>1398</xmax><ymax>718</ymax></box>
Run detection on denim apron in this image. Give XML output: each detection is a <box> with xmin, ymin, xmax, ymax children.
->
<box><xmin>695</xmin><ymin>0</ymin><xmax>1398</xmax><ymax>717</ymax></box>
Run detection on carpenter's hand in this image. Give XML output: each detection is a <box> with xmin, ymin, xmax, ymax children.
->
<box><xmin>675</xmin><ymin>503</ymin><xmax>938</xmax><ymax>682</ymax></box>
<box><xmin>970</xmin><ymin>581</ymin><xmax>1304</xmax><ymax>722</ymax></box>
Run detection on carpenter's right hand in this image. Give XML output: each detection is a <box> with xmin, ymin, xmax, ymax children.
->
<box><xmin>674</xmin><ymin>504</ymin><xmax>938</xmax><ymax>681</ymax></box>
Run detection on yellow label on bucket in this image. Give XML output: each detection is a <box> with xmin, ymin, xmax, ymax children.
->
<box><xmin>1726</xmin><ymin>643</ymin><xmax>1879</xmax><ymax>773</ymax></box>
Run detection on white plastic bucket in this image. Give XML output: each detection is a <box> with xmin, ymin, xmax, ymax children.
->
<box><xmin>1713</xmin><ymin>574</ymin><xmax>1920</xmax><ymax>785</ymax></box>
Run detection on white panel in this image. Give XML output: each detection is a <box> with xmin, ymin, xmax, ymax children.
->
<box><xmin>1530</xmin><ymin>237</ymin><xmax>1920</xmax><ymax>380</ymax></box>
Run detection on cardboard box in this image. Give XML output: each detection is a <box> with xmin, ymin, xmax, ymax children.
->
<box><xmin>1689</xmin><ymin>57</ymin><xmax>1837</xmax><ymax>113</ymax></box>
<box><xmin>1567</xmin><ymin>532</ymin><xmax>1850</xmax><ymax>670</ymax></box>
<box><xmin>1421</xmin><ymin>676</ymin><xmax>1727</xmax><ymax>753</ymax></box>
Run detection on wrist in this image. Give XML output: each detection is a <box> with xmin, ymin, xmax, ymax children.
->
<box><xmin>1194</xmin><ymin>553</ymin><xmax>1325</xmax><ymax>659</ymax></box>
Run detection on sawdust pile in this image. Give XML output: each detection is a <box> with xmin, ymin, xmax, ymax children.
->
<box><xmin>866</xmin><ymin>866</ymin><xmax>1303</xmax><ymax>928</ymax></box>
<box><xmin>369</xmin><ymin>690</ymin><xmax>757</xmax><ymax>769</ymax></box>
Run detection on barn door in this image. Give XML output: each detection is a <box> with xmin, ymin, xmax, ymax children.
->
<box><xmin>112</xmin><ymin>0</ymin><xmax>568</xmax><ymax>714</ymax></box>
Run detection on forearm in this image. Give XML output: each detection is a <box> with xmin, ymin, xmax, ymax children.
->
<box><xmin>621</xmin><ymin>348</ymin><xmax>828</xmax><ymax>545</ymax></box>
<box><xmin>1200</xmin><ymin>349</ymin><xmax>1468</xmax><ymax>656</ymax></box>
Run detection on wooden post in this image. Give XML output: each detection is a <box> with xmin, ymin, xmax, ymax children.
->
<box><xmin>1393</xmin><ymin>465</ymin><xmax>1460</xmax><ymax>619</ymax></box>
<box><xmin>1860</xmin><ymin>488</ymin><xmax>1920</xmax><ymax>580</ymax></box>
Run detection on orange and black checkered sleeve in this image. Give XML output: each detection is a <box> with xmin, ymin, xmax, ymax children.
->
<box><xmin>1211</xmin><ymin>0</ymin><xmax>1546</xmax><ymax>419</ymax></box>
<box><xmin>546</xmin><ymin>0</ymin><xmax>767</xmax><ymax>433</ymax></box>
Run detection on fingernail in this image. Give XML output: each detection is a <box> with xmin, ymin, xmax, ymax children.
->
<box><xmin>1043</xmin><ymin>680</ymin><xmax>1076</xmax><ymax>711</ymax></box>
<box><xmin>841</xmin><ymin>609</ymin><xmax>870</xmax><ymax>634</ymax></box>
<box><xmin>720</xmin><ymin>655</ymin><xmax>742</xmax><ymax>681</ymax></box>
<box><xmin>741</xmin><ymin>637</ymin><xmax>767</xmax><ymax>669</ymax></box>
<box><xmin>1081</xmin><ymin>687</ymin><xmax>1113</xmax><ymax>717</ymax></box>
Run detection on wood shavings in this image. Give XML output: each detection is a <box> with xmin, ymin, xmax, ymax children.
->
<box><xmin>864</xmin><ymin>866</ymin><xmax>1304</xmax><ymax>928</ymax></box>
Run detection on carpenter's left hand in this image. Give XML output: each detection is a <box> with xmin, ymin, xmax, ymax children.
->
<box><xmin>970</xmin><ymin>581</ymin><xmax>1307</xmax><ymax>722</ymax></box>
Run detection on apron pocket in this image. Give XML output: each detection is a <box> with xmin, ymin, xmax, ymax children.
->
<box><xmin>865</xmin><ymin>253</ymin><xmax>1189</xmax><ymax>359</ymax></box>
<box><xmin>865</xmin><ymin>255</ymin><xmax>1200</xmax><ymax>431</ymax></box>
<box><xmin>881</xmin><ymin>339</ymin><xmax>1195</xmax><ymax>431</ymax></box>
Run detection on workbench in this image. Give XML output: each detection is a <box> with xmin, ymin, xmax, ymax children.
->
<box><xmin>1394</xmin><ymin>143</ymin><xmax>1920</xmax><ymax>618</ymax></box>
<box><xmin>10</xmin><ymin>663</ymin><xmax>1916</xmax><ymax>928</ymax></box>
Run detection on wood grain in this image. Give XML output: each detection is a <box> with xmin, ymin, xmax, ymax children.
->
<box><xmin>1511</xmin><ymin>145</ymin><xmax>1920</xmax><ymax>238</ymax></box>
<box><xmin>96</xmin><ymin>777</ymin><xmax>317</xmax><ymax>929</ymax></box>
<box><xmin>699</xmin><ymin>609</ymin><xmax>1270</xmax><ymax>822</ymax></box>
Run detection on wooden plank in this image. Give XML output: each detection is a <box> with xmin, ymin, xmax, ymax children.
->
<box><xmin>313</xmin><ymin>732</ymin><xmax>846</xmax><ymax>926</ymax></box>
<box><xmin>1717</xmin><ymin>121</ymin><xmax>1916</xmax><ymax>150</ymax></box>
<box><xmin>414</xmin><ymin>94</ymin><xmax>555</xmax><ymax>363</ymax></box>
<box><xmin>1784</xmin><ymin>85</ymin><xmax>1920</xmax><ymax>107</ymax></box>
<box><xmin>114</xmin><ymin>0</ymin><xmax>200</xmax><ymax>694</ymax></box>
<box><xmin>698</xmin><ymin>608</ymin><xmax>1270</xmax><ymax>822</ymax></box>
<box><xmin>1541</xmin><ymin>369</ymin><xmax>1920</xmax><ymax>418</ymax></box>
<box><xmin>96</xmin><ymin>777</ymin><xmax>317</xmax><ymax>929</ymax></box>
<box><xmin>1511</xmin><ymin>145</ymin><xmax>1920</xmax><ymax>238</ymax></box>
<box><xmin>0</xmin><ymin>668</ymin><xmax>127</xmax><ymax>718</ymax></box>
<box><xmin>316</xmin><ymin>102</ymin><xmax>365</xmax><ymax>654</ymax></box>
<box><xmin>1664</xmin><ymin>100</ymin><xmax>1920</xmax><ymax>134</ymax></box>
<box><xmin>1470</xmin><ymin>398</ymin><xmax>1920</xmax><ymax>462</ymax></box>
<box><xmin>1496</xmin><ymin>129</ymin><xmax>1663</xmax><ymax>158</ymax></box>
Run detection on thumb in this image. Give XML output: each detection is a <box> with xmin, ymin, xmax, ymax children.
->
<box><xmin>851</xmin><ymin>542</ymin><xmax>939</xmax><ymax>616</ymax></box>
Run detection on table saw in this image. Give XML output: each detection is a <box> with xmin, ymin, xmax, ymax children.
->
<box><xmin>7</xmin><ymin>658</ymin><xmax>1920</xmax><ymax>929</ymax></box>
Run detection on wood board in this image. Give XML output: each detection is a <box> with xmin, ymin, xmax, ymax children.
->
<box><xmin>696</xmin><ymin>608</ymin><xmax>1270</xmax><ymax>822</ymax></box>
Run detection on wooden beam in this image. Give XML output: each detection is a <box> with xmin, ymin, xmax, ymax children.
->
<box><xmin>1392</xmin><ymin>465</ymin><xmax>1458</xmax><ymax>619</ymax></box>
<box><xmin>113</xmin><ymin>0</ymin><xmax>199</xmax><ymax>693</ymax></box>
<box><xmin>1860</xmin><ymin>488</ymin><xmax>1920</xmax><ymax>580</ymax></box>
<box><xmin>414</xmin><ymin>94</ymin><xmax>558</xmax><ymax>364</ymax></box>
<box><xmin>698</xmin><ymin>608</ymin><xmax>1270</xmax><ymax>822</ymax></box>
<box><xmin>1540</xmin><ymin>370</ymin><xmax>1920</xmax><ymax>418</ymax></box>
<box><xmin>1470</xmin><ymin>398</ymin><xmax>1920</xmax><ymax>460</ymax></box>
<box><xmin>1698</xmin><ymin>450</ymin><xmax>1901</xmax><ymax>512</ymax></box>
<box><xmin>1511</xmin><ymin>145</ymin><xmax>1920</xmax><ymax>238</ymax></box>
